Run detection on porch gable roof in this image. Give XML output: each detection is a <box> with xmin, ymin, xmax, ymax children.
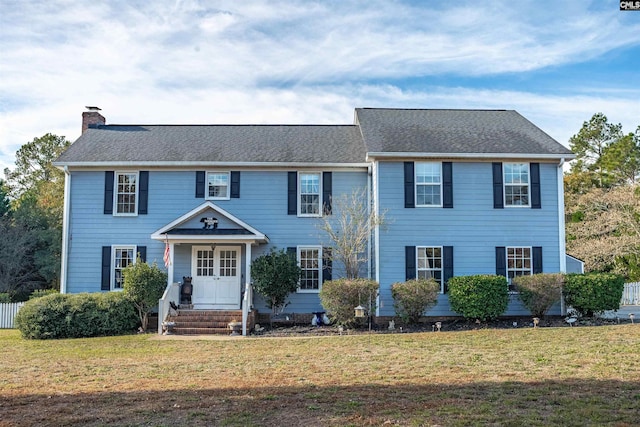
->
<box><xmin>151</xmin><ymin>201</ymin><xmax>268</xmax><ymax>243</ymax></box>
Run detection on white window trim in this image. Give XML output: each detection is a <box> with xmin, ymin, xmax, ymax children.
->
<box><xmin>113</xmin><ymin>171</ymin><xmax>139</xmax><ymax>216</ymax></box>
<box><xmin>503</xmin><ymin>163</ymin><xmax>531</xmax><ymax>208</ymax></box>
<box><xmin>297</xmin><ymin>245</ymin><xmax>322</xmax><ymax>293</ymax></box>
<box><xmin>415</xmin><ymin>162</ymin><xmax>443</xmax><ymax>208</ymax></box>
<box><xmin>111</xmin><ymin>245</ymin><xmax>137</xmax><ymax>291</ymax></box>
<box><xmin>416</xmin><ymin>246</ymin><xmax>444</xmax><ymax>293</ymax></box>
<box><xmin>297</xmin><ymin>171</ymin><xmax>322</xmax><ymax>217</ymax></box>
<box><xmin>506</xmin><ymin>246</ymin><xmax>533</xmax><ymax>293</ymax></box>
<box><xmin>205</xmin><ymin>171</ymin><xmax>231</xmax><ymax>201</ymax></box>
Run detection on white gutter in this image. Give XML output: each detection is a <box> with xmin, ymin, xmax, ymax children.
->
<box><xmin>372</xmin><ymin>161</ymin><xmax>381</xmax><ymax>317</ymax></box>
<box><xmin>366</xmin><ymin>152</ymin><xmax>576</xmax><ymax>161</ymax></box>
<box><xmin>59</xmin><ymin>166</ymin><xmax>71</xmax><ymax>294</ymax></box>
<box><xmin>53</xmin><ymin>161</ymin><xmax>370</xmax><ymax>169</ymax></box>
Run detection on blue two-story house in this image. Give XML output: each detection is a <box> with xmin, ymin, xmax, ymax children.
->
<box><xmin>54</xmin><ymin>107</ymin><xmax>575</xmax><ymax>333</ymax></box>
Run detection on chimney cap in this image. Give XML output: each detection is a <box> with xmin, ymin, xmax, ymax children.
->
<box><xmin>85</xmin><ymin>106</ymin><xmax>102</xmax><ymax>111</ymax></box>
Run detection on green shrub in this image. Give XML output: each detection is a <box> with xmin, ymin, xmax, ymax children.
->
<box><xmin>391</xmin><ymin>278</ymin><xmax>439</xmax><ymax>324</ymax></box>
<box><xmin>123</xmin><ymin>259</ymin><xmax>167</xmax><ymax>332</ymax></box>
<box><xmin>251</xmin><ymin>248</ymin><xmax>301</xmax><ymax>315</ymax></box>
<box><xmin>14</xmin><ymin>292</ymin><xmax>138</xmax><ymax>339</ymax></box>
<box><xmin>513</xmin><ymin>273</ymin><xmax>564</xmax><ymax>317</ymax></box>
<box><xmin>0</xmin><ymin>293</ymin><xmax>10</xmax><ymax>303</ymax></box>
<box><xmin>563</xmin><ymin>273</ymin><xmax>625</xmax><ymax>317</ymax></box>
<box><xmin>29</xmin><ymin>288</ymin><xmax>59</xmax><ymax>300</ymax></box>
<box><xmin>319</xmin><ymin>278</ymin><xmax>379</xmax><ymax>327</ymax></box>
<box><xmin>448</xmin><ymin>275</ymin><xmax>508</xmax><ymax>321</ymax></box>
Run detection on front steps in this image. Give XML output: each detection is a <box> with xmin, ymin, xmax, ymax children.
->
<box><xmin>165</xmin><ymin>309</ymin><xmax>248</xmax><ymax>335</ymax></box>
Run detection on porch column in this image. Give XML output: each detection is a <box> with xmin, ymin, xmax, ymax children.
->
<box><xmin>245</xmin><ymin>243</ymin><xmax>252</xmax><ymax>285</ymax></box>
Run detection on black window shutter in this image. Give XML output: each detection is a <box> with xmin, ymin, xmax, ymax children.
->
<box><xmin>287</xmin><ymin>247</ymin><xmax>297</xmax><ymax>259</ymax></box>
<box><xmin>322</xmin><ymin>247</ymin><xmax>332</xmax><ymax>282</ymax></box>
<box><xmin>137</xmin><ymin>246</ymin><xmax>147</xmax><ymax>263</ymax></box>
<box><xmin>530</xmin><ymin>163</ymin><xmax>541</xmax><ymax>209</ymax></box>
<box><xmin>195</xmin><ymin>171</ymin><xmax>205</xmax><ymax>198</ymax></box>
<box><xmin>101</xmin><ymin>246</ymin><xmax>111</xmax><ymax>290</ymax></box>
<box><xmin>230</xmin><ymin>171</ymin><xmax>240</xmax><ymax>198</ymax></box>
<box><xmin>104</xmin><ymin>171</ymin><xmax>114</xmax><ymax>214</ymax></box>
<box><xmin>138</xmin><ymin>171</ymin><xmax>149</xmax><ymax>214</ymax></box>
<box><xmin>493</xmin><ymin>163</ymin><xmax>504</xmax><ymax>209</ymax></box>
<box><xmin>443</xmin><ymin>246</ymin><xmax>453</xmax><ymax>293</ymax></box>
<box><xmin>404</xmin><ymin>162</ymin><xmax>415</xmax><ymax>208</ymax></box>
<box><xmin>322</xmin><ymin>172</ymin><xmax>332</xmax><ymax>215</ymax></box>
<box><xmin>496</xmin><ymin>246</ymin><xmax>506</xmax><ymax>277</ymax></box>
<box><xmin>443</xmin><ymin>162</ymin><xmax>453</xmax><ymax>208</ymax></box>
<box><xmin>533</xmin><ymin>246</ymin><xmax>543</xmax><ymax>274</ymax></box>
<box><xmin>405</xmin><ymin>246</ymin><xmax>416</xmax><ymax>280</ymax></box>
<box><xmin>287</xmin><ymin>172</ymin><xmax>297</xmax><ymax>215</ymax></box>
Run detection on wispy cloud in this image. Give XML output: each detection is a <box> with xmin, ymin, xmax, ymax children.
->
<box><xmin>1</xmin><ymin>0</ymin><xmax>639</xmax><ymax>171</ymax></box>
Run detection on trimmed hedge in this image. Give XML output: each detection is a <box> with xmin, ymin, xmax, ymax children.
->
<box><xmin>513</xmin><ymin>273</ymin><xmax>563</xmax><ymax>317</ymax></box>
<box><xmin>391</xmin><ymin>278</ymin><xmax>439</xmax><ymax>324</ymax></box>
<box><xmin>14</xmin><ymin>292</ymin><xmax>139</xmax><ymax>339</ymax></box>
<box><xmin>448</xmin><ymin>275</ymin><xmax>508</xmax><ymax>321</ymax></box>
<box><xmin>319</xmin><ymin>278</ymin><xmax>379</xmax><ymax>327</ymax></box>
<box><xmin>563</xmin><ymin>273</ymin><xmax>625</xmax><ymax>317</ymax></box>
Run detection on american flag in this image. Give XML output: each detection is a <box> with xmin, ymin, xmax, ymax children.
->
<box><xmin>163</xmin><ymin>239</ymin><xmax>171</xmax><ymax>268</ymax></box>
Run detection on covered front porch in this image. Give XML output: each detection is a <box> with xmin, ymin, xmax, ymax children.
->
<box><xmin>151</xmin><ymin>202</ymin><xmax>268</xmax><ymax>335</ymax></box>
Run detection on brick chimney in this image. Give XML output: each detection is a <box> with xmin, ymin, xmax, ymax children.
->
<box><xmin>82</xmin><ymin>106</ymin><xmax>106</xmax><ymax>134</ymax></box>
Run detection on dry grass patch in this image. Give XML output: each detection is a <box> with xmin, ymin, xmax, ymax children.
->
<box><xmin>0</xmin><ymin>326</ymin><xmax>639</xmax><ymax>426</ymax></box>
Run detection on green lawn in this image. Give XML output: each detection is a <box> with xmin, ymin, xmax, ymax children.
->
<box><xmin>1</xmin><ymin>325</ymin><xmax>639</xmax><ymax>426</ymax></box>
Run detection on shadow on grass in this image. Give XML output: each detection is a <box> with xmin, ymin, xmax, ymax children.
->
<box><xmin>1</xmin><ymin>379</ymin><xmax>638</xmax><ymax>427</ymax></box>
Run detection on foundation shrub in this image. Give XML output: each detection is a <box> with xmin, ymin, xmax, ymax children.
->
<box><xmin>563</xmin><ymin>273</ymin><xmax>624</xmax><ymax>317</ymax></box>
<box><xmin>319</xmin><ymin>278</ymin><xmax>378</xmax><ymax>327</ymax></box>
<box><xmin>391</xmin><ymin>278</ymin><xmax>439</xmax><ymax>324</ymax></box>
<box><xmin>14</xmin><ymin>292</ymin><xmax>138</xmax><ymax>339</ymax></box>
<box><xmin>448</xmin><ymin>275</ymin><xmax>508</xmax><ymax>321</ymax></box>
<box><xmin>513</xmin><ymin>273</ymin><xmax>564</xmax><ymax>317</ymax></box>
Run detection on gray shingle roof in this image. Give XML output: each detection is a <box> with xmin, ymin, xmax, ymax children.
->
<box><xmin>355</xmin><ymin>108</ymin><xmax>573</xmax><ymax>156</ymax></box>
<box><xmin>55</xmin><ymin>125</ymin><xmax>366</xmax><ymax>165</ymax></box>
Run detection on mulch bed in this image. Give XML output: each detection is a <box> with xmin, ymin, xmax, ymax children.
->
<box><xmin>252</xmin><ymin>315</ymin><xmax>633</xmax><ymax>337</ymax></box>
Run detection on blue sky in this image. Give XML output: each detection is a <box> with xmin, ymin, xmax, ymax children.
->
<box><xmin>1</xmin><ymin>0</ymin><xmax>639</xmax><ymax>172</ymax></box>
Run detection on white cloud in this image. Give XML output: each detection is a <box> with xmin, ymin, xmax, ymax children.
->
<box><xmin>1</xmin><ymin>0</ymin><xmax>639</xmax><ymax>171</ymax></box>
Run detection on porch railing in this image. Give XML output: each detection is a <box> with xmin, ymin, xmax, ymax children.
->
<box><xmin>158</xmin><ymin>282</ymin><xmax>180</xmax><ymax>334</ymax></box>
<box><xmin>622</xmin><ymin>282</ymin><xmax>640</xmax><ymax>305</ymax></box>
<box><xmin>242</xmin><ymin>282</ymin><xmax>253</xmax><ymax>336</ymax></box>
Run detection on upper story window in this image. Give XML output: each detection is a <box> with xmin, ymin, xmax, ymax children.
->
<box><xmin>112</xmin><ymin>246</ymin><xmax>136</xmax><ymax>290</ymax></box>
<box><xmin>298</xmin><ymin>246</ymin><xmax>321</xmax><ymax>292</ymax></box>
<box><xmin>299</xmin><ymin>172</ymin><xmax>321</xmax><ymax>216</ymax></box>
<box><xmin>417</xmin><ymin>246</ymin><xmax>443</xmax><ymax>292</ymax></box>
<box><xmin>207</xmin><ymin>172</ymin><xmax>230</xmax><ymax>200</ymax></box>
<box><xmin>504</xmin><ymin>163</ymin><xmax>530</xmax><ymax>207</ymax></box>
<box><xmin>415</xmin><ymin>162</ymin><xmax>442</xmax><ymax>207</ymax></box>
<box><xmin>115</xmin><ymin>172</ymin><xmax>138</xmax><ymax>215</ymax></box>
<box><xmin>507</xmin><ymin>246</ymin><xmax>531</xmax><ymax>291</ymax></box>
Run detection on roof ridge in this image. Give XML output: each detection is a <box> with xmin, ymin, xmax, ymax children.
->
<box><xmin>357</xmin><ymin>107</ymin><xmax>510</xmax><ymax>112</ymax></box>
<box><xmin>103</xmin><ymin>124</ymin><xmax>359</xmax><ymax>127</ymax></box>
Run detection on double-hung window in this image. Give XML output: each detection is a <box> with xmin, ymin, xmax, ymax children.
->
<box><xmin>417</xmin><ymin>246</ymin><xmax>443</xmax><ymax>292</ymax></box>
<box><xmin>299</xmin><ymin>172</ymin><xmax>321</xmax><ymax>216</ymax></box>
<box><xmin>115</xmin><ymin>172</ymin><xmax>138</xmax><ymax>215</ymax></box>
<box><xmin>504</xmin><ymin>163</ymin><xmax>530</xmax><ymax>207</ymax></box>
<box><xmin>298</xmin><ymin>246</ymin><xmax>321</xmax><ymax>292</ymax></box>
<box><xmin>112</xmin><ymin>246</ymin><xmax>136</xmax><ymax>290</ymax></box>
<box><xmin>415</xmin><ymin>162</ymin><xmax>442</xmax><ymax>207</ymax></box>
<box><xmin>207</xmin><ymin>172</ymin><xmax>230</xmax><ymax>200</ymax></box>
<box><xmin>507</xmin><ymin>246</ymin><xmax>532</xmax><ymax>291</ymax></box>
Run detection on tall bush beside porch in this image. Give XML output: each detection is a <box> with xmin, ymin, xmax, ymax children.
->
<box><xmin>448</xmin><ymin>275</ymin><xmax>508</xmax><ymax>321</ymax></box>
<box><xmin>123</xmin><ymin>259</ymin><xmax>167</xmax><ymax>332</ymax></box>
<box><xmin>251</xmin><ymin>248</ymin><xmax>302</xmax><ymax>315</ymax></box>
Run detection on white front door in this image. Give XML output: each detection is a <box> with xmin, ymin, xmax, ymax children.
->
<box><xmin>191</xmin><ymin>246</ymin><xmax>241</xmax><ymax>309</ymax></box>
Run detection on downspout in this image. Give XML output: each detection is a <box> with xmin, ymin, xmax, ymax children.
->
<box><xmin>557</xmin><ymin>158</ymin><xmax>566</xmax><ymax>315</ymax></box>
<box><xmin>60</xmin><ymin>166</ymin><xmax>71</xmax><ymax>294</ymax></box>
<box><xmin>367</xmin><ymin>163</ymin><xmax>372</xmax><ymax>280</ymax></box>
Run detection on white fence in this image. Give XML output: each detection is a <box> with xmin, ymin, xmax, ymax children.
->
<box><xmin>622</xmin><ymin>282</ymin><xmax>640</xmax><ymax>305</ymax></box>
<box><xmin>0</xmin><ymin>302</ymin><xmax>25</xmax><ymax>328</ymax></box>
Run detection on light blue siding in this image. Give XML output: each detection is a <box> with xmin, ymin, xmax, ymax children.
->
<box><xmin>376</xmin><ymin>161</ymin><xmax>562</xmax><ymax>316</ymax></box>
<box><xmin>65</xmin><ymin>169</ymin><xmax>367</xmax><ymax>315</ymax></box>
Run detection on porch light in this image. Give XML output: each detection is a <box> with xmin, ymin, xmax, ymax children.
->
<box><xmin>354</xmin><ymin>305</ymin><xmax>366</xmax><ymax>318</ymax></box>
